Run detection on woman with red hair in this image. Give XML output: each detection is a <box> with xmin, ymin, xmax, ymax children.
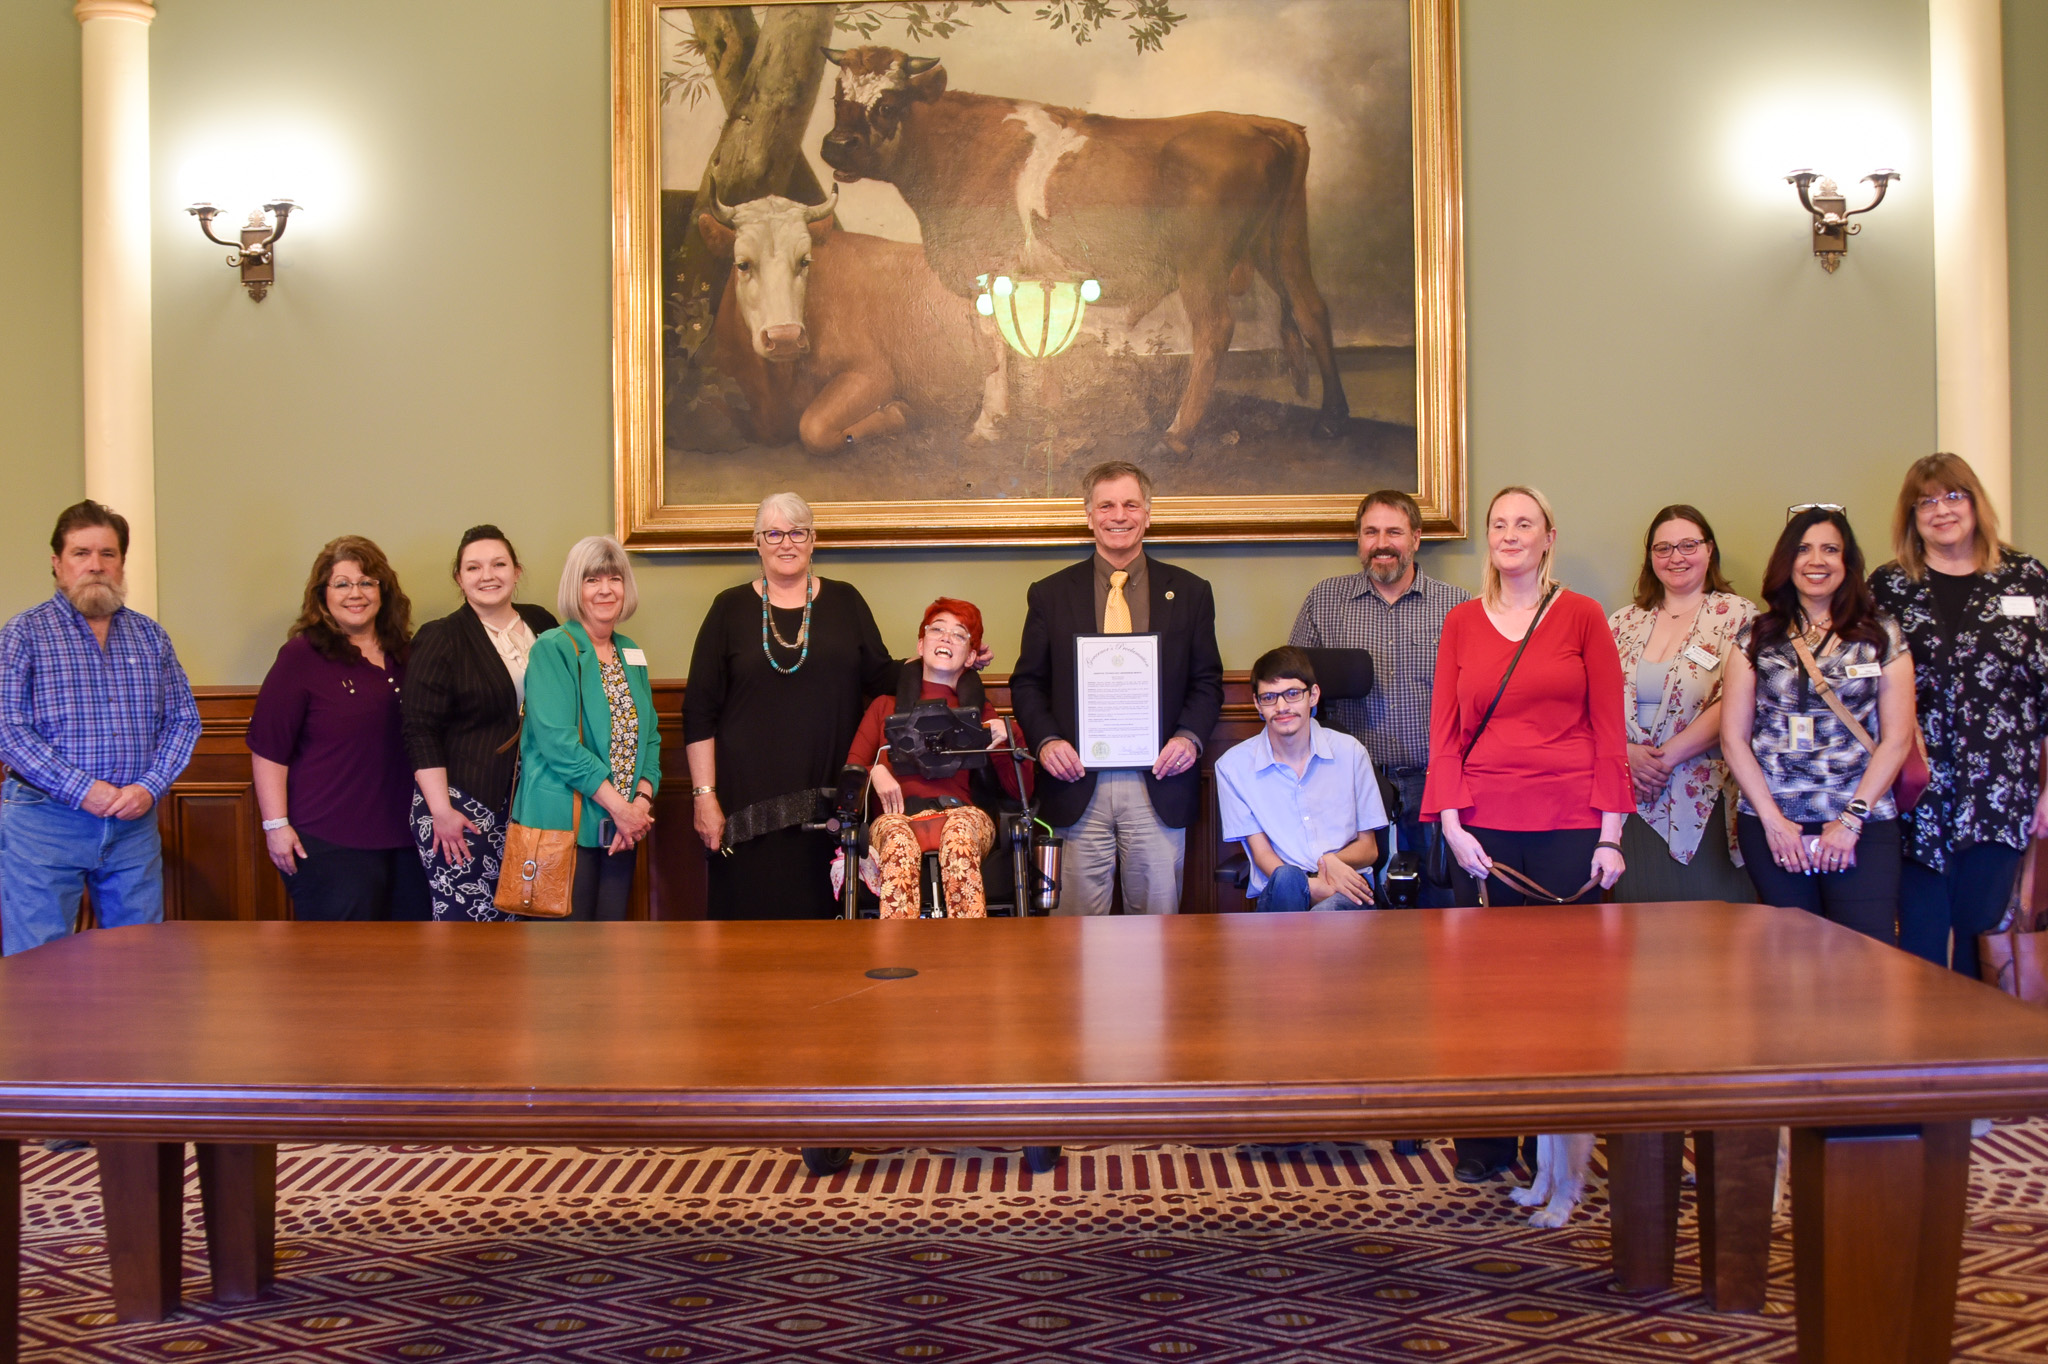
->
<box><xmin>844</xmin><ymin>598</ymin><xmax>1029</xmax><ymax>917</ymax></box>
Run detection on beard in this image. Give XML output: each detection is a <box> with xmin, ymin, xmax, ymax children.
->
<box><xmin>1365</xmin><ymin>549</ymin><xmax>1413</xmax><ymax>585</ymax></box>
<box><xmin>63</xmin><ymin>576</ymin><xmax>126</xmax><ymax>620</ymax></box>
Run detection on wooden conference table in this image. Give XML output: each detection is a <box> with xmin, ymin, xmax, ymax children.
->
<box><xmin>4</xmin><ymin>905</ymin><xmax>2048</xmax><ymax>1364</ymax></box>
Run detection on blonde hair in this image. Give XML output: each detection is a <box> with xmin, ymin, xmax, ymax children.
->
<box><xmin>1892</xmin><ymin>452</ymin><xmax>2004</xmax><ymax>581</ymax></box>
<box><xmin>556</xmin><ymin>535</ymin><xmax>639</xmax><ymax>625</ymax></box>
<box><xmin>1480</xmin><ymin>485</ymin><xmax>1561</xmax><ymax>606</ymax></box>
<box><xmin>753</xmin><ymin>491</ymin><xmax>815</xmax><ymax>536</ymax></box>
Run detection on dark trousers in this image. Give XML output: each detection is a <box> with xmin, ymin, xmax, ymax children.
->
<box><xmin>1900</xmin><ymin>843</ymin><xmax>2025</xmax><ymax>980</ymax></box>
<box><xmin>1735</xmin><ymin>813</ymin><xmax>1900</xmax><ymax>944</ymax></box>
<box><xmin>1449</xmin><ymin>825</ymin><xmax>1599</xmax><ymax>1172</ymax></box>
<box><xmin>284</xmin><ymin>833</ymin><xmax>432</xmax><ymax>922</ymax></box>
<box><xmin>568</xmin><ymin>845</ymin><xmax>636</xmax><ymax>921</ymax></box>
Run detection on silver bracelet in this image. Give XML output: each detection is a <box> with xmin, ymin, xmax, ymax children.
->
<box><xmin>261</xmin><ymin>816</ymin><xmax>291</xmax><ymax>832</ymax></box>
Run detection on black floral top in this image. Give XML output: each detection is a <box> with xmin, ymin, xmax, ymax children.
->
<box><xmin>1870</xmin><ymin>552</ymin><xmax>2048</xmax><ymax>871</ymax></box>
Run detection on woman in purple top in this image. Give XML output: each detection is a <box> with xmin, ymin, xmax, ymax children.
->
<box><xmin>249</xmin><ymin>535</ymin><xmax>430</xmax><ymax>921</ymax></box>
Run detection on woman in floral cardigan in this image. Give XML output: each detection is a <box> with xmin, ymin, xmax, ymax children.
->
<box><xmin>1606</xmin><ymin>505</ymin><xmax>1757</xmax><ymax>902</ymax></box>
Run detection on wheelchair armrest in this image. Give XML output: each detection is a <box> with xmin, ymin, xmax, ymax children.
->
<box><xmin>1214</xmin><ymin>851</ymin><xmax>1251</xmax><ymax>890</ymax></box>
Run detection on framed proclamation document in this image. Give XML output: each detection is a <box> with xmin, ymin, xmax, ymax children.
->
<box><xmin>1075</xmin><ymin>635</ymin><xmax>1163</xmax><ymax>770</ymax></box>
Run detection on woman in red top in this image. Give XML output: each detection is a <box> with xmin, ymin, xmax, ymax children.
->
<box><xmin>1423</xmin><ymin>486</ymin><xmax>1632</xmax><ymax>1180</ymax></box>
<box><xmin>845</xmin><ymin>598</ymin><xmax>1029</xmax><ymax>918</ymax></box>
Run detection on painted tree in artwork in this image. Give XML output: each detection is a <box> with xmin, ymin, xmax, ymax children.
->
<box><xmin>663</xmin><ymin>1</ymin><xmax>1184</xmax><ymax>366</ymax></box>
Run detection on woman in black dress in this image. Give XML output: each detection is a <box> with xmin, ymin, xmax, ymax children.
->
<box><xmin>684</xmin><ymin>492</ymin><xmax>895</xmax><ymax>919</ymax></box>
<box><xmin>401</xmin><ymin>525</ymin><xmax>559</xmax><ymax>922</ymax></box>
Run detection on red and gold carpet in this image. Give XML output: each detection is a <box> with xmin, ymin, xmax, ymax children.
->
<box><xmin>16</xmin><ymin>1122</ymin><xmax>2048</xmax><ymax>1361</ymax></box>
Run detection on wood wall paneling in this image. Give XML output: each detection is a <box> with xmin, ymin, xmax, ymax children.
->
<box><xmin>133</xmin><ymin>679</ymin><xmax>1266</xmax><ymax>923</ymax></box>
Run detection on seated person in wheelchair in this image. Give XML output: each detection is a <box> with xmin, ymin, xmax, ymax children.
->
<box><xmin>1216</xmin><ymin>646</ymin><xmax>1388</xmax><ymax>912</ymax></box>
<box><xmin>844</xmin><ymin>598</ymin><xmax>1031</xmax><ymax>918</ymax></box>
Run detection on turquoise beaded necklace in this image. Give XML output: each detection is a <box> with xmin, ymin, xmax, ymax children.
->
<box><xmin>760</xmin><ymin>575</ymin><xmax>815</xmax><ymax>674</ymax></box>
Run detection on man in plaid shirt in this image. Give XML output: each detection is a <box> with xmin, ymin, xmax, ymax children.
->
<box><xmin>0</xmin><ymin>501</ymin><xmax>200</xmax><ymax>955</ymax></box>
<box><xmin>1290</xmin><ymin>490</ymin><xmax>1469</xmax><ymax>905</ymax></box>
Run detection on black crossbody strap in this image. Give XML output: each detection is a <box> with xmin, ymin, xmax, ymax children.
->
<box><xmin>1463</xmin><ymin>585</ymin><xmax>1560</xmax><ymax>760</ymax></box>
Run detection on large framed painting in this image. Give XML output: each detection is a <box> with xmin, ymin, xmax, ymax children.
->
<box><xmin>612</xmin><ymin>0</ymin><xmax>1464</xmax><ymax>548</ymax></box>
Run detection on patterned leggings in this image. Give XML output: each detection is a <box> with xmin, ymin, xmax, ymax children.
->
<box><xmin>871</xmin><ymin>807</ymin><xmax>995</xmax><ymax>918</ymax></box>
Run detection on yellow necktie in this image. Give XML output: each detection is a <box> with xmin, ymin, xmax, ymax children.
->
<box><xmin>1105</xmin><ymin>570</ymin><xmax>1132</xmax><ymax>634</ymax></box>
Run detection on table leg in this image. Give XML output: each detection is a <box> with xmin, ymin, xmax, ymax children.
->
<box><xmin>3</xmin><ymin>1140</ymin><xmax>18</xmax><ymax>1364</ymax></box>
<box><xmin>1697</xmin><ymin>1127</ymin><xmax>1778</xmax><ymax>1313</ymax></box>
<box><xmin>195</xmin><ymin>1144</ymin><xmax>275</xmax><ymax>1303</ymax></box>
<box><xmin>1791</xmin><ymin>1122</ymin><xmax>1970</xmax><ymax>1364</ymax></box>
<box><xmin>1606</xmin><ymin>1131</ymin><xmax>1683</xmax><ymax>1294</ymax></box>
<box><xmin>95</xmin><ymin>1142</ymin><xmax>184</xmax><ymax>1322</ymax></box>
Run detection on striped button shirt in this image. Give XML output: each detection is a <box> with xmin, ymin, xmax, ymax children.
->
<box><xmin>1288</xmin><ymin>569</ymin><xmax>1471</xmax><ymax>773</ymax></box>
<box><xmin>0</xmin><ymin>594</ymin><xmax>201</xmax><ymax>809</ymax></box>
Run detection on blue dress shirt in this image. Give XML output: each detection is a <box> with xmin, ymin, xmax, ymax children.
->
<box><xmin>1215</xmin><ymin>719</ymin><xmax>1387</xmax><ymax>895</ymax></box>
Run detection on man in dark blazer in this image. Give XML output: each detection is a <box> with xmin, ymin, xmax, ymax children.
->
<box><xmin>1010</xmin><ymin>462</ymin><xmax>1224</xmax><ymax>914</ymax></box>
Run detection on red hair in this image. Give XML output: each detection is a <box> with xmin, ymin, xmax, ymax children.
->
<box><xmin>921</xmin><ymin>597</ymin><xmax>983</xmax><ymax>651</ymax></box>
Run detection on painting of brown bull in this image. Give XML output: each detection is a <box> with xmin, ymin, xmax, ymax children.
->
<box><xmin>697</xmin><ymin>193</ymin><xmax>1001</xmax><ymax>457</ymax></box>
<box><xmin>818</xmin><ymin>43</ymin><xmax>1351</xmax><ymax>456</ymax></box>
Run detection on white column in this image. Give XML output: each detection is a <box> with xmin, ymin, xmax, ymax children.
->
<box><xmin>1929</xmin><ymin>0</ymin><xmax>2012</xmax><ymax>519</ymax></box>
<box><xmin>75</xmin><ymin>0</ymin><xmax>158</xmax><ymax>616</ymax></box>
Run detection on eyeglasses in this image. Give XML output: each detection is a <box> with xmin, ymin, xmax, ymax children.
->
<box><xmin>1787</xmin><ymin>503</ymin><xmax>1845</xmax><ymax>520</ymax></box>
<box><xmin>1254</xmin><ymin>686</ymin><xmax>1311</xmax><ymax>709</ymax></box>
<box><xmin>326</xmin><ymin>578</ymin><xmax>379</xmax><ymax>594</ymax></box>
<box><xmin>1650</xmin><ymin>538</ymin><xmax>1707</xmax><ymax>559</ymax></box>
<box><xmin>923</xmin><ymin>624</ymin><xmax>972</xmax><ymax>645</ymax></box>
<box><xmin>755</xmin><ymin>528</ymin><xmax>812</xmax><ymax>546</ymax></box>
<box><xmin>1914</xmin><ymin>489</ymin><xmax>1972</xmax><ymax>512</ymax></box>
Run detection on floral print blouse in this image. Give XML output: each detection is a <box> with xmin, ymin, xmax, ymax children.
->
<box><xmin>598</xmin><ymin>653</ymin><xmax>639</xmax><ymax>797</ymax></box>
<box><xmin>1608</xmin><ymin>592</ymin><xmax>1756</xmax><ymax>864</ymax></box>
<box><xmin>1870</xmin><ymin>553</ymin><xmax>2048</xmax><ymax>872</ymax></box>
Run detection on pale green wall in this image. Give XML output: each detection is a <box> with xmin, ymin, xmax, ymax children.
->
<box><xmin>4</xmin><ymin>0</ymin><xmax>1952</xmax><ymax>681</ymax></box>
<box><xmin>0</xmin><ymin>2</ymin><xmax>85</xmax><ymax>615</ymax></box>
<box><xmin>2010</xmin><ymin>0</ymin><xmax>2047</xmax><ymax>552</ymax></box>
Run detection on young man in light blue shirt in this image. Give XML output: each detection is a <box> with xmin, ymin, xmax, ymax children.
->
<box><xmin>1215</xmin><ymin>646</ymin><xmax>1387</xmax><ymax>912</ymax></box>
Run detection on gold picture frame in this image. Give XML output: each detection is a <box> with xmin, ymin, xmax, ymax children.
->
<box><xmin>613</xmin><ymin>0</ymin><xmax>1465</xmax><ymax>548</ymax></box>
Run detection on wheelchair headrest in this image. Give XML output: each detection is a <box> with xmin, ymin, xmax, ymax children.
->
<box><xmin>1298</xmin><ymin>647</ymin><xmax>1374</xmax><ymax>701</ymax></box>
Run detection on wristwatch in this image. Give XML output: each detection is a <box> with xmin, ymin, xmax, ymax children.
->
<box><xmin>691</xmin><ymin>785</ymin><xmax>717</xmax><ymax>797</ymax></box>
<box><xmin>1842</xmin><ymin>798</ymin><xmax>1872</xmax><ymax>820</ymax></box>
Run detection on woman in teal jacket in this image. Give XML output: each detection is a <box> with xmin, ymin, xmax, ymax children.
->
<box><xmin>510</xmin><ymin>535</ymin><xmax>661</xmax><ymax>920</ymax></box>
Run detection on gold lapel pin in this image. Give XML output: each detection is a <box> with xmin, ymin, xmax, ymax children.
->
<box><xmin>1165</xmin><ymin>590</ymin><xmax>1175</xmax><ymax>600</ymax></box>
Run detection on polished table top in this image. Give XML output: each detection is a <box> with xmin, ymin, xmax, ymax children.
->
<box><xmin>2</xmin><ymin>905</ymin><xmax>2047</xmax><ymax>1143</ymax></box>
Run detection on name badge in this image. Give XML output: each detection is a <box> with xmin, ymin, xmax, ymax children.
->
<box><xmin>621</xmin><ymin>647</ymin><xmax>648</xmax><ymax>667</ymax></box>
<box><xmin>1844</xmin><ymin>662</ymin><xmax>1880</xmax><ymax>679</ymax></box>
<box><xmin>1789</xmin><ymin>715</ymin><xmax>1817</xmax><ymax>751</ymax></box>
<box><xmin>2002</xmin><ymin>596</ymin><xmax>2040</xmax><ymax>618</ymax></box>
<box><xmin>1682</xmin><ymin>644</ymin><xmax>1720</xmax><ymax>671</ymax></box>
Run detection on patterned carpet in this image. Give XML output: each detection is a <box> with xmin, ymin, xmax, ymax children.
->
<box><xmin>15</xmin><ymin>1122</ymin><xmax>2048</xmax><ymax>1362</ymax></box>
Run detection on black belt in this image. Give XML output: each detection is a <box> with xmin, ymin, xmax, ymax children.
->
<box><xmin>4</xmin><ymin>773</ymin><xmax>54</xmax><ymax>798</ymax></box>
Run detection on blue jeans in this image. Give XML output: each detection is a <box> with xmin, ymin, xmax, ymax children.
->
<box><xmin>1</xmin><ymin>776</ymin><xmax>163</xmax><ymax>955</ymax></box>
<box><xmin>1255</xmin><ymin>863</ymin><xmax>1355</xmax><ymax>913</ymax></box>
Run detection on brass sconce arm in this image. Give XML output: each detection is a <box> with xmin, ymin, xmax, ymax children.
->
<box><xmin>1784</xmin><ymin>169</ymin><xmax>1899</xmax><ymax>273</ymax></box>
<box><xmin>184</xmin><ymin>199</ymin><xmax>299</xmax><ymax>301</ymax></box>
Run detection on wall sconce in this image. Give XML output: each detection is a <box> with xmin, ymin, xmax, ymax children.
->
<box><xmin>976</xmin><ymin>274</ymin><xmax>1101</xmax><ymax>358</ymax></box>
<box><xmin>1784</xmin><ymin>170</ymin><xmax>1898</xmax><ymax>273</ymax></box>
<box><xmin>185</xmin><ymin>200</ymin><xmax>298</xmax><ymax>300</ymax></box>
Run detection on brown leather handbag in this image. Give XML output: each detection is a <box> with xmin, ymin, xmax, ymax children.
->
<box><xmin>494</xmin><ymin>638</ymin><xmax>584</xmax><ymax>919</ymax></box>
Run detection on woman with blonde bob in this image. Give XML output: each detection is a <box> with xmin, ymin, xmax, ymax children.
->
<box><xmin>507</xmin><ymin>535</ymin><xmax>661</xmax><ymax>920</ymax></box>
<box><xmin>1870</xmin><ymin>454</ymin><xmax>2048</xmax><ymax>976</ymax></box>
<box><xmin>1422</xmin><ymin>486</ymin><xmax>1631</xmax><ymax>1184</ymax></box>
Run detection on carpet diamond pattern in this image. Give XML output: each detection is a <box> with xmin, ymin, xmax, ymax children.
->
<box><xmin>15</xmin><ymin>1121</ymin><xmax>2048</xmax><ymax>1361</ymax></box>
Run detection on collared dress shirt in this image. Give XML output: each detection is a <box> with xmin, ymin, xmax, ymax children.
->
<box><xmin>1091</xmin><ymin>552</ymin><xmax>1149</xmax><ymax>633</ymax></box>
<box><xmin>1215</xmin><ymin>718</ymin><xmax>1387</xmax><ymax>895</ymax></box>
<box><xmin>1289</xmin><ymin>568</ymin><xmax>1471</xmax><ymax>774</ymax></box>
<box><xmin>0</xmin><ymin>593</ymin><xmax>201</xmax><ymax>809</ymax></box>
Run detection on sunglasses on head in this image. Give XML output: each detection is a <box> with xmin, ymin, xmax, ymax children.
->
<box><xmin>1786</xmin><ymin>502</ymin><xmax>1845</xmax><ymax>521</ymax></box>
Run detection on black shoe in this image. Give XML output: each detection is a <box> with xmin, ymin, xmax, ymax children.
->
<box><xmin>1453</xmin><ymin>1155</ymin><xmax>1507</xmax><ymax>1184</ymax></box>
<box><xmin>41</xmin><ymin>1138</ymin><xmax>90</xmax><ymax>1154</ymax></box>
<box><xmin>1393</xmin><ymin>1139</ymin><xmax>1423</xmax><ymax>1157</ymax></box>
